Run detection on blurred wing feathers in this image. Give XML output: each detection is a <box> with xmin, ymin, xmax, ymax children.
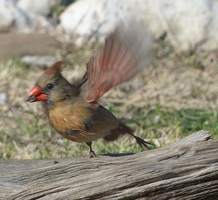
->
<box><xmin>80</xmin><ymin>19</ymin><xmax>153</xmax><ymax>102</ymax></box>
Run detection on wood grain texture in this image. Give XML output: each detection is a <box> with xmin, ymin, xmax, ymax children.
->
<box><xmin>0</xmin><ymin>130</ymin><xmax>217</xmax><ymax>200</ymax></box>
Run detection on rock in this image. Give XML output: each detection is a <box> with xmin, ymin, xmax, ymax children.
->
<box><xmin>17</xmin><ymin>0</ymin><xmax>58</xmax><ymax>17</ymax></box>
<box><xmin>0</xmin><ymin>93</ymin><xmax>7</xmax><ymax>106</ymax></box>
<box><xmin>60</xmin><ymin>0</ymin><xmax>124</xmax><ymax>38</ymax></box>
<box><xmin>145</xmin><ymin>0</ymin><xmax>218</xmax><ymax>51</ymax></box>
<box><xmin>0</xmin><ymin>0</ymin><xmax>52</xmax><ymax>33</ymax></box>
<box><xmin>0</xmin><ymin>0</ymin><xmax>24</xmax><ymax>32</ymax></box>
<box><xmin>0</xmin><ymin>1</ymin><xmax>14</xmax><ymax>32</ymax></box>
<box><xmin>21</xmin><ymin>55</ymin><xmax>58</xmax><ymax>67</ymax></box>
<box><xmin>60</xmin><ymin>0</ymin><xmax>218</xmax><ymax>51</ymax></box>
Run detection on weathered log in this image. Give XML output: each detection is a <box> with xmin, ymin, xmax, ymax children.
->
<box><xmin>0</xmin><ymin>130</ymin><xmax>217</xmax><ymax>200</ymax></box>
<box><xmin>0</xmin><ymin>33</ymin><xmax>58</xmax><ymax>60</ymax></box>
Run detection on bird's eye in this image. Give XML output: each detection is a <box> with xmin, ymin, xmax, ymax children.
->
<box><xmin>46</xmin><ymin>83</ymin><xmax>54</xmax><ymax>90</ymax></box>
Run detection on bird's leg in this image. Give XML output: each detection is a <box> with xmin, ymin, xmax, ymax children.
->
<box><xmin>86</xmin><ymin>142</ymin><xmax>97</xmax><ymax>158</ymax></box>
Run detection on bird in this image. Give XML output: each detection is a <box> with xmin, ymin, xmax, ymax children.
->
<box><xmin>27</xmin><ymin>19</ymin><xmax>153</xmax><ymax>158</ymax></box>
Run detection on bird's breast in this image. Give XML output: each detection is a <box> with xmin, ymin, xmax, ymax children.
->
<box><xmin>47</xmin><ymin>101</ymin><xmax>109</xmax><ymax>143</ymax></box>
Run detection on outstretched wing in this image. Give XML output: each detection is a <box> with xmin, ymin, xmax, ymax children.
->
<box><xmin>80</xmin><ymin>19</ymin><xmax>153</xmax><ymax>103</ymax></box>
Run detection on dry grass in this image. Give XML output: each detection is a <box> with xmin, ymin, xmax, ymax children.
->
<box><xmin>0</xmin><ymin>40</ymin><xmax>218</xmax><ymax>160</ymax></box>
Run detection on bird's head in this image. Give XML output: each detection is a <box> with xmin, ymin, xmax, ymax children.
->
<box><xmin>27</xmin><ymin>61</ymin><xmax>78</xmax><ymax>106</ymax></box>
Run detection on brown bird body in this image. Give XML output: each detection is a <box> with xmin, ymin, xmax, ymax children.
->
<box><xmin>48</xmin><ymin>99</ymin><xmax>118</xmax><ymax>143</ymax></box>
<box><xmin>27</xmin><ymin>19</ymin><xmax>153</xmax><ymax>157</ymax></box>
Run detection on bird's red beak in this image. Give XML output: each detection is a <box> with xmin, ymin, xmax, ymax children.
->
<box><xmin>27</xmin><ymin>85</ymin><xmax>47</xmax><ymax>103</ymax></box>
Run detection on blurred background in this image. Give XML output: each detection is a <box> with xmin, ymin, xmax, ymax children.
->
<box><xmin>0</xmin><ymin>0</ymin><xmax>218</xmax><ymax>159</ymax></box>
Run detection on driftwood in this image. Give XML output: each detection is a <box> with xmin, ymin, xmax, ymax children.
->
<box><xmin>0</xmin><ymin>130</ymin><xmax>217</xmax><ymax>200</ymax></box>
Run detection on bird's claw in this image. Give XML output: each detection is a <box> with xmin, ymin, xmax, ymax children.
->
<box><xmin>89</xmin><ymin>150</ymin><xmax>97</xmax><ymax>158</ymax></box>
<box><xmin>135</xmin><ymin>135</ymin><xmax>151</xmax><ymax>149</ymax></box>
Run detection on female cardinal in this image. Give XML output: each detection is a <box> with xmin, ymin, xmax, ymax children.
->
<box><xmin>27</xmin><ymin>19</ymin><xmax>153</xmax><ymax>157</ymax></box>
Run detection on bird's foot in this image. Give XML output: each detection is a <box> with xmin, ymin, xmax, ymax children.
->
<box><xmin>89</xmin><ymin>150</ymin><xmax>97</xmax><ymax>158</ymax></box>
<box><xmin>134</xmin><ymin>135</ymin><xmax>151</xmax><ymax>149</ymax></box>
<box><xmin>127</xmin><ymin>131</ymin><xmax>150</xmax><ymax>149</ymax></box>
<box><xmin>86</xmin><ymin>142</ymin><xmax>98</xmax><ymax>158</ymax></box>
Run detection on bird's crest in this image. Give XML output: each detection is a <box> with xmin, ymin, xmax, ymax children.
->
<box><xmin>44</xmin><ymin>61</ymin><xmax>65</xmax><ymax>75</ymax></box>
